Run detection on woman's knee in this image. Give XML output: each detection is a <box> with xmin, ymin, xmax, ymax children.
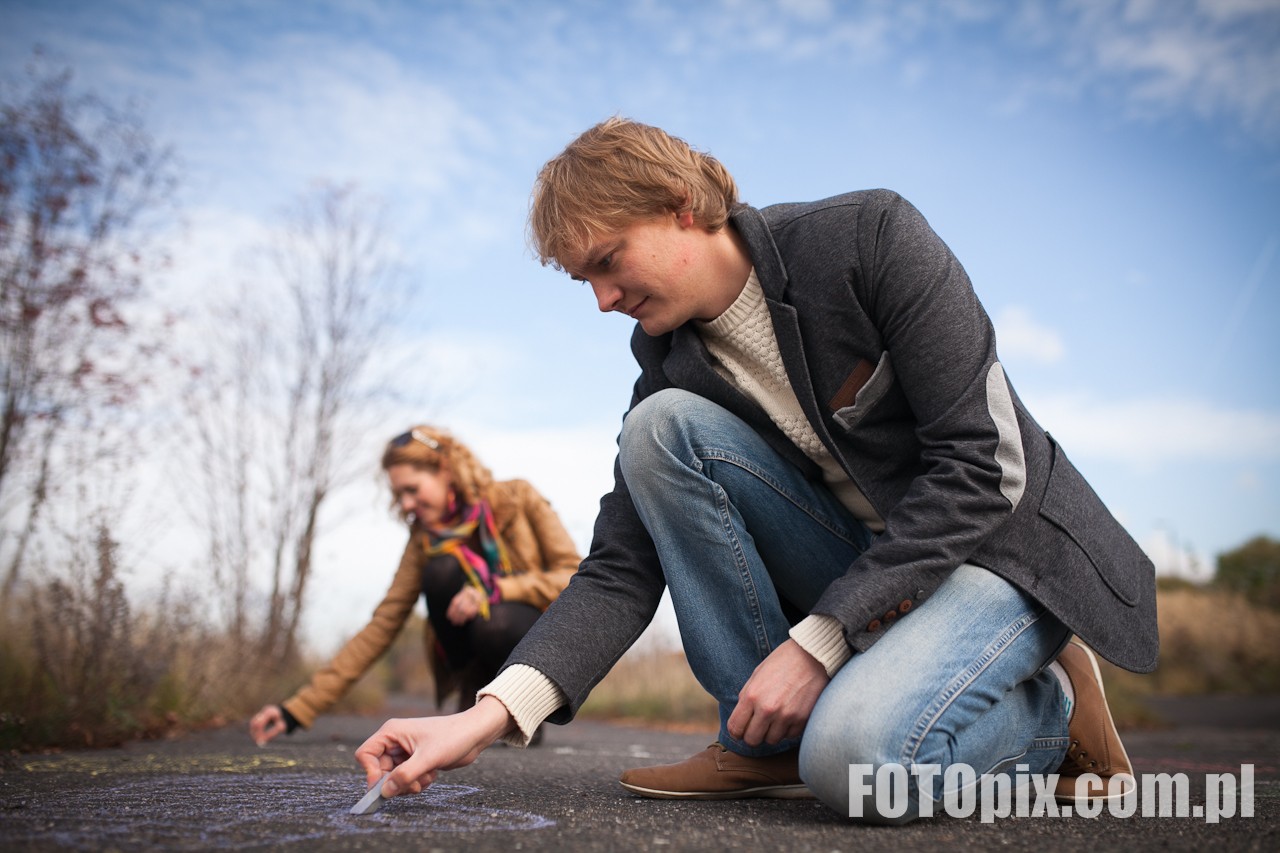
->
<box><xmin>421</xmin><ymin>554</ymin><xmax>466</xmax><ymax>601</ymax></box>
<box><xmin>468</xmin><ymin>603</ymin><xmax>540</xmax><ymax>666</ymax></box>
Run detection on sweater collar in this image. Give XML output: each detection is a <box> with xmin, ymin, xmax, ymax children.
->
<box><xmin>697</xmin><ymin>269</ymin><xmax>763</xmax><ymax>339</ymax></box>
<box><xmin>729</xmin><ymin>204</ymin><xmax>788</xmax><ymax>301</ymax></box>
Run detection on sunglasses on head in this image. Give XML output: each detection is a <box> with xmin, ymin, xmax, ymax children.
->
<box><xmin>390</xmin><ymin>428</ymin><xmax>440</xmax><ymax>450</ymax></box>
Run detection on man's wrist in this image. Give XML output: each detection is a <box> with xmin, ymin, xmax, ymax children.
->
<box><xmin>468</xmin><ymin>694</ymin><xmax>517</xmax><ymax>742</ymax></box>
<box><xmin>789</xmin><ymin>614</ymin><xmax>852</xmax><ymax>677</ymax></box>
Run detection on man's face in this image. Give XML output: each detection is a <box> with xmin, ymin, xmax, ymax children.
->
<box><xmin>568</xmin><ymin>212</ymin><xmax>716</xmax><ymax>336</ymax></box>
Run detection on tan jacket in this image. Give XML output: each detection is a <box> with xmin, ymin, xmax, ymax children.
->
<box><xmin>282</xmin><ymin>479</ymin><xmax>580</xmax><ymax>728</ymax></box>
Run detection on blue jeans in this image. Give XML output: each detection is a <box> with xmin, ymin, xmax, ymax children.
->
<box><xmin>619</xmin><ymin>389</ymin><xmax>1070</xmax><ymax>822</ymax></box>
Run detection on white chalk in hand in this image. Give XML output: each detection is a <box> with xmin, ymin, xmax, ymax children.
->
<box><xmin>350</xmin><ymin>771</ymin><xmax>392</xmax><ymax>815</ymax></box>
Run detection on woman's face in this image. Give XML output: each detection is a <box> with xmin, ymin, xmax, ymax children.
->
<box><xmin>386</xmin><ymin>463</ymin><xmax>454</xmax><ymax>526</ymax></box>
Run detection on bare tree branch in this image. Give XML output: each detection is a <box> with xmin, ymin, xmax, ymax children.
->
<box><xmin>0</xmin><ymin>52</ymin><xmax>177</xmax><ymax>603</ymax></box>
<box><xmin>182</xmin><ymin>182</ymin><xmax>406</xmax><ymax>667</ymax></box>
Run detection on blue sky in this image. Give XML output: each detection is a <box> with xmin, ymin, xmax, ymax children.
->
<box><xmin>4</xmin><ymin>0</ymin><xmax>1278</xmax><ymax>651</ymax></box>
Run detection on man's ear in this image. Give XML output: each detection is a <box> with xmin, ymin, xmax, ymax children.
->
<box><xmin>675</xmin><ymin>209</ymin><xmax>696</xmax><ymax>229</ymax></box>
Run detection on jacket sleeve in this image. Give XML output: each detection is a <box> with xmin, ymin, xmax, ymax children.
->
<box><xmin>812</xmin><ymin>191</ymin><xmax>1029</xmax><ymax>649</ymax></box>
<box><xmin>499</xmin><ymin>352</ymin><xmax>672</xmax><ymax>720</ymax></box>
<box><xmin>281</xmin><ymin>536</ymin><xmax>422</xmax><ymax>728</ymax></box>
<box><xmin>494</xmin><ymin>480</ymin><xmax>582</xmax><ymax>611</ymax></box>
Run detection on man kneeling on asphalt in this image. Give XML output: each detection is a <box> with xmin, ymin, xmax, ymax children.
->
<box><xmin>355</xmin><ymin>117</ymin><xmax>1157</xmax><ymax>823</ymax></box>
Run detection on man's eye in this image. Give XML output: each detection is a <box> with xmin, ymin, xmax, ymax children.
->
<box><xmin>599</xmin><ymin>253</ymin><xmax>613</xmax><ymax>269</ymax></box>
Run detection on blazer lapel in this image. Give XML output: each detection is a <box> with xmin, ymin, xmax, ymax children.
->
<box><xmin>733</xmin><ymin>205</ymin><xmax>844</xmax><ymax>460</ymax></box>
<box><xmin>763</xmin><ymin>296</ymin><xmax>842</xmax><ymax>456</ymax></box>
<box><xmin>663</xmin><ymin>325</ymin><xmax>815</xmax><ymax>476</ymax></box>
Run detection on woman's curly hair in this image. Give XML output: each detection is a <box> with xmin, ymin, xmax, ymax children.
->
<box><xmin>381</xmin><ymin>425</ymin><xmax>495</xmax><ymax>520</ymax></box>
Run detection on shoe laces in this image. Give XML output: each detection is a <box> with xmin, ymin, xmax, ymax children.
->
<box><xmin>1062</xmin><ymin>738</ymin><xmax>1098</xmax><ymax>774</ymax></box>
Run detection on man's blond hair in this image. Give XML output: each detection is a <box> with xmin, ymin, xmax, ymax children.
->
<box><xmin>528</xmin><ymin>117</ymin><xmax>739</xmax><ymax>271</ymax></box>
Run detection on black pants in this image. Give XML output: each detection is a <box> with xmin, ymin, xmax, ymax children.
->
<box><xmin>421</xmin><ymin>555</ymin><xmax>540</xmax><ymax>707</ymax></box>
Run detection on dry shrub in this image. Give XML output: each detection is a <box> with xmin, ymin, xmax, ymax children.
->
<box><xmin>1097</xmin><ymin>585</ymin><xmax>1280</xmax><ymax>728</ymax></box>
<box><xmin>0</xmin><ymin>555</ymin><xmax>436</xmax><ymax>751</ymax></box>
<box><xmin>0</xmin><ymin>524</ymin><xmax>312</xmax><ymax>750</ymax></box>
<box><xmin>1145</xmin><ymin>586</ymin><xmax>1280</xmax><ymax>693</ymax></box>
<box><xmin>1</xmin><ymin>526</ymin><xmax>159</xmax><ymax>748</ymax></box>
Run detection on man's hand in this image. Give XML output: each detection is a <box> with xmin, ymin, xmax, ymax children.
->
<box><xmin>248</xmin><ymin>704</ymin><xmax>287</xmax><ymax>746</ymax></box>
<box><xmin>726</xmin><ymin>639</ymin><xmax>829</xmax><ymax>747</ymax></box>
<box><xmin>354</xmin><ymin>695</ymin><xmax>516</xmax><ymax>797</ymax></box>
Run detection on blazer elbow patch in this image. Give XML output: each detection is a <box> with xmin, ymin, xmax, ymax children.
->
<box><xmin>986</xmin><ymin>362</ymin><xmax>1026</xmax><ymax>509</ymax></box>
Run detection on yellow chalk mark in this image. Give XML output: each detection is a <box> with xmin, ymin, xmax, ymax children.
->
<box><xmin>22</xmin><ymin>753</ymin><xmax>302</xmax><ymax>776</ymax></box>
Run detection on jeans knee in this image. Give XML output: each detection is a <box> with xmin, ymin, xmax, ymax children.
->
<box><xmin>801</xmin><ymin>691</ymin><xmax>915</xmax><ymax>823</ymax></box>
<box><xmin>619</xmin><ymin>388</ymin><xmax>706</xmax><ymax>478</ymax></box>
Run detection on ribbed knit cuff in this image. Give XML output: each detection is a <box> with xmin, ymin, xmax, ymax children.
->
<box><xmin>477</xmin><ymin>664</ymin><xmax>566</xmax><ymax>747</ymax></box>
<box><xmin>790</xmin><ymin>614</ymin><xmax>852</xmax><ymax>678</ymax></box>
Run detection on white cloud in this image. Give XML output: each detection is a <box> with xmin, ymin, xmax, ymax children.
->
<box><xmin>693</xmin><ymin>0</ymin><xmax>1280</xmax><ymax>139</ymax></box>
<box><xmin>1061</xmin><ymin>0</ymin><xmax>1280</xmax><ymax>136</ymax></box>
<box><xmin>1141</xmin><ymin>528</ymin><xmax>1215</xmax><ymax>582</ymax></box>
<box><xmin>204</xmin><ymin>46</ymin><xmax>490</xmax><ymax>202</ymax></box>
<box><xmin>778</xmin><ymin>0</ymin><xmax>835</xmax><ymax>24</ymax></box>
<box><xmin>1026</xmin><ymin>391</ymin><xmax>1280</xmax><ymax>466</ymax></box>
<box><xmin>993</xmin><ymin>306</ymin><xmax>1067</xmax><ymax>365</ymax></box>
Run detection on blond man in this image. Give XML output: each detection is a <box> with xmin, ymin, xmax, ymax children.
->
<box><xmin>357</xmin><ymin>118</ymin><xmax>1154</xmax><ymax>822</ymax></box>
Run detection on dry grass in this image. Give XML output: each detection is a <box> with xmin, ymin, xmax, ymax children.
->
<box><xmin>0</xmin><ymin>530</ymin><xmax>324</xmax><ymax>751</ymax></box>
<box><xmin>1099</xmin><ymin>585</ymin><xmax>1280</xmax><ymax>726</ymax></box>
<box><xmin>579</xmin><ymin>648</ymin><xmax>719</xmax><ymax>731</ymax></box>
<box><xmin>579</xmin><ymin>587</ymin><xmax>1280</xmax><ymax>733</ymax></box>
<box><xmin>3</xmin><ymin>571</ymin><xmax>1276</xmax><ymax>750</ymax></box>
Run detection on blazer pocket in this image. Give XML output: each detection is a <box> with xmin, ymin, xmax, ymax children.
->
<box><xmin>831</xmin><ymin>352</ymin><xmax>894</xmax><ymax>431</ymax></box>
<box><xmin>1038</xmin><ymin>438</ymin><xmax>1145</xmax><ymax>606</ymax></box>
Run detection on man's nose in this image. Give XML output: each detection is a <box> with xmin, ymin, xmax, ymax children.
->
<box><xmin>591</xmin><ymin>280</ymin><xmax>622</xmax><ymax>313</ymax></box>
<box><xmin>399</xmin><ymin>494</ymin><xmax>415</xmax><ymax>513</ymax></box>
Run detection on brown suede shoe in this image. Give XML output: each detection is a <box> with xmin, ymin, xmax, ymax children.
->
<box><xmin>1053</xmin><ymin>639</ymin><xmax>1136</xmax><ymax>805</ymax></box>
<box><xmin>620</xmin><ymin>743</ymin><xmax>815</xmax><ymax>800</ymax></box>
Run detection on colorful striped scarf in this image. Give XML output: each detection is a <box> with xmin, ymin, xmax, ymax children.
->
<box><xmin>424</xmin><ymin>499</ymin><xmax>511</xmax><ymax>620</ymax></box>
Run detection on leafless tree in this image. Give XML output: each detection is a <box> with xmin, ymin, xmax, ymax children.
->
<box><xmin>0</xmin><ymin>54</ymin><xmax>177</xmax><ymax>603</ymax></box>
<box><xmin>183</xmin><ymin>183</ymin><xmax>404</xmax><ymax>668</ymax></box>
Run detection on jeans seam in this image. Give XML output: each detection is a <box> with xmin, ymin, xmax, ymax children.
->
<box><xmin>900</xmin><ymin>609</ymin><xmax>1044</xmax><ymax>768</ymax></box>
<box><xmin>694</xmin><ymin>447</ymin><xmax>866</xmax><ymax>547</ymax></box>
<box><xmin>711</xmin><ymin>478</ymin><xmax>773</xmax><ymax>657</ymax></box>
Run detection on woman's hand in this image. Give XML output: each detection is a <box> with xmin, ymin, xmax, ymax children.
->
<box><xmin>726</xmin><ymin>639</ymin><xmax>829</xmax><ymax>747</ymax></box>
<box><xmin>446</xmin><ymin>585</ymin><xmax>486</xmax><ymax>625</ymax></box>
<box><xmin>355</xmin><ymin>696</ymin><xmax>515</xmax><ymax>797</ymax></box>
<box><xmin>248</xmin><ymin>704</ymin><xmax>288</xmax><ymax>746</ymax></box>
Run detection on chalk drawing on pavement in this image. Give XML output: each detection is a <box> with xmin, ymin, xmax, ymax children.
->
<box><xmin>0</xmin><ymin>772</ymin><xmax>554</xmax><ymax>849</ymax></box>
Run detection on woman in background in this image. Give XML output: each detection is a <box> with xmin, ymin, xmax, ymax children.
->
<box><xmin>249</xmin><ymin>425</ymin><xmax>580</xmax><ymax>745</ymax></box>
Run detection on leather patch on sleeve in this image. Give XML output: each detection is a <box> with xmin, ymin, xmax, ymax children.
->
<box><xmin>828</xmin><ymin>358</ymin><xmax>875</xmax><ymax>412</ymax></box>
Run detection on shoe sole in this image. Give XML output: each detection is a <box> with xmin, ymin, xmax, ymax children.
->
<box><xmin>1055</xmin><ymin>641</ymin><xmax>1136</xmax><ymax>806</ymax></box>
<box><xmin>620</xmin><ymin>781</ymin><xmax>816</xmax><ymax>800</ymax></box>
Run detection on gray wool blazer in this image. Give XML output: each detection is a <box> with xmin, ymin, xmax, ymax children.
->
<box><xmin>508</xmin><ymin>189</ymin><xmax>1159</xmax><ymax>723</ymax></box>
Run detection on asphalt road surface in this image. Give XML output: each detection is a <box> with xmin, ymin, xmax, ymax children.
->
<box><xmin>2</xmin><ymin>695</ymin><xmax>1277</xmax><ymax>852</ymax></box>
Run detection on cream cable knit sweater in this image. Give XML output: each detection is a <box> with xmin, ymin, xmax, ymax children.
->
<box><xmin>481</xmin><ymin>271</ymin><xmax>882</xmax><ymax>743</ymax></box>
